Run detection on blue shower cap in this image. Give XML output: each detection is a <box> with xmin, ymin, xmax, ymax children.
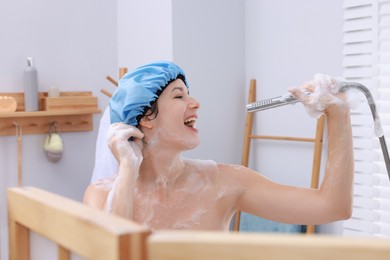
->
<box><xmin>109</xmin><ymin>61</ymin><xmax>189</xmax><ymax>126</ymax></box>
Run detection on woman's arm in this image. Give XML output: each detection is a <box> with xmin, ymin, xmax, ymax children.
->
<box><xmin>228</xmin><ymin>77</ymin><xmax>354</xmax><ymax>225</ymax></box>
<box><xmin>317</xmin><ymin>104</ymin><xmax>354</xmax><ymax>220</ymax></box>
<box><xmin>83</xmin><ymin>123</ymin><xmax>144</xmax><ymax>219</ymax></box>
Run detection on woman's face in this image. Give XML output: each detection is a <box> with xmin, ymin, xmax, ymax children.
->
<box><xmin>146</xmin><ymin>79</ymin><xmax>201</xmax><ymax>150</ymax></box>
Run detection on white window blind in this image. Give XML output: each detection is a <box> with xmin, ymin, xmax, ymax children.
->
<box><xmin>343</xmin><ymin>0</ymin><xmax>390</xmax><ymax>237</ymax></box>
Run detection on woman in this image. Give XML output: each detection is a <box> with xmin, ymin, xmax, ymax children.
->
<box><xmin>83</xmin><ymin>61</ymin><xmax>353</xmax><ymax>231</ymax></box>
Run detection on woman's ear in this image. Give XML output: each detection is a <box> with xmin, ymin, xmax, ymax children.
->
<box><xmin>139</xmin><ymin>116</ymin><xmax>154</xmax><ymax>129</ymax></box>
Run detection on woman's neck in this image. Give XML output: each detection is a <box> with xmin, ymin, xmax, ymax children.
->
<box><xmin>138</xmin><ymin>143</ymin><xmax>185</xmax><ymax>188</ymax></box>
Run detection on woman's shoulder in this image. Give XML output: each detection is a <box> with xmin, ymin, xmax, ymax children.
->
<box><xmin>182</xmin><ymin>158</ymin><xmax>217</xmax><ymax>169</ymax></box>
<box><xmin>83</xmin><ymin>177</ymin><xmax>115</xmax><ymax>208</ymax></box>
<box><xmin>183</xmin><ymin>158</ymin><xmax>248</xmax><ymax>175</ymax></box>
<box><xmin>217</xmin><ymin>163</ymin><xmax>247</xmax><ymax>171</ymax></box>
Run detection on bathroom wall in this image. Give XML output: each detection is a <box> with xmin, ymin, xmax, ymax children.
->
<box><xmin>117</xmin><ymin>0</ymin><xmax>174</xmax><ymax>69</ymax></box>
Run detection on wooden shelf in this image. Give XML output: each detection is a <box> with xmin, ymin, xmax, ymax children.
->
<box><xmin>0</xmin><ymin>92</ymin><xmax>101</xmax><ymax>136</ymax></box>
<box><xmin>0</xmin><ymin>109</ymin><xmax>100</xmax><ymax>118</ymax></box>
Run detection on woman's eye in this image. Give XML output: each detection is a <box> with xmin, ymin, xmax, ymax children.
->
<box><xmin>175</xmin><ymin>96</ymin><xmax>183</xmax><ymax>99</ymax></box>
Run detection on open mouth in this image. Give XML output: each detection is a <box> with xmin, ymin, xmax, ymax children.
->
<box><xmin>184</xmin><ymin>116</ymin><xmax>197</xmax><ymax>128</ymax></box>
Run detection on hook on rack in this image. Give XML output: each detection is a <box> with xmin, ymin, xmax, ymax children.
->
<box><xmin>48</xmin><ymin>121</ymin><xmax>60</xmax><ymax>134</ymax></box>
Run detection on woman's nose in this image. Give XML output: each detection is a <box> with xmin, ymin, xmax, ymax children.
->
<box><xmin>189</xmin><ymin>97</ymin><xmax>200</xmax><ymax>109</ymax></box>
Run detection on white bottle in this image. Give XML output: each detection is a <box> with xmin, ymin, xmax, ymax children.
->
<box><xmin>24</xmin><ymin>57</ymin><xmax>39</xmax><ymax>111</ymax></box>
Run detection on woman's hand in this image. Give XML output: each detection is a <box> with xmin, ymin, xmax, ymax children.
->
<box><xmin>288</xmin><ymin>74</ymin><xmax>347</xmax><ymax>118</ymax></box>
<box><xmin>106</xmin><ymin>122</ymin><xmax>144</xmax><ymax>168</ymax></box>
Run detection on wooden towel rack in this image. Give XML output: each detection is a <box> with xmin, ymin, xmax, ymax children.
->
<box><xmin>101</xmin><ymin>67</ymin><xmax>128</xmax><ymax>98</ymax></box>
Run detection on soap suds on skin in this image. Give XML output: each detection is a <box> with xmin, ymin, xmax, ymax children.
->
<box><xmin>132</xmin><ymin>158</ymin><xmax>230</xmax><ymax>230</ymax></box>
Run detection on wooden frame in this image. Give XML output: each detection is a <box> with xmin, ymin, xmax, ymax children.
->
<box><xmin>7</xmin><ymin>187</ymin><xmax>150</xmax><ymax>260</ymax></box>
<box><xmin>6</xmin><ymin>186</ymin><xmax>390</xmax><ymax>260</ymax></box>
<box><xmin>148</xmin><ymin>231</ymin><xmax>390</xmax><ymax>260</ymax></box>
<box><xmin>234</xmin><ymin>79</ymin><xmax>325</xmax><ymax>233</ymax></box>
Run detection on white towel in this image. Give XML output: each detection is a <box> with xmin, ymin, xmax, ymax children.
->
<box><xmin>91</xmin><ymin>106</ymin><xmax>118</xmax><ymax>183</ymax></box>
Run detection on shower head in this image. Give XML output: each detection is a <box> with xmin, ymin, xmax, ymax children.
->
<box><xmin>246</xmin><ymin>93</ymin><xmax>299</xmax><ymax>112</ymax></box>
